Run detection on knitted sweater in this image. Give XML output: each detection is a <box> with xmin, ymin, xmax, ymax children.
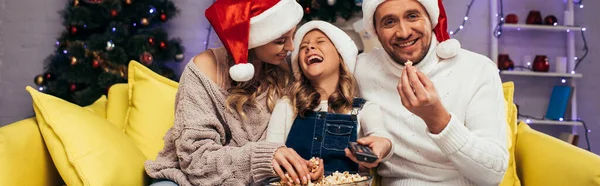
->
<box><xmin>145</xmin><ymin>48</ymin><xmax>283</xmax><ymax>186</ymax></box>
<box><xmin>354</xmin><ymin>40</ymin><xmax>508</xmax><ymax>186</ymax></box>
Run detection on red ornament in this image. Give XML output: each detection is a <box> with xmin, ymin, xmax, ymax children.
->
<box><xmin>160</xmin><ymin>13</ymin><xmax>167</xmax><ymax>22</ymax></box>
<box><xmin>45</xmin><ymin>73</ymin><xmax>52</xmax><ymax>80</ymax></box>
<box><xmin>159</xmin><ymin>41</ymin><xmax>167</xmax><ymax>49</ymax></box>
<box><xmin>533</xmin><ymin>55</ymin><xmax>550</xmax><ymax>72</ymax></box>
<box><xmin>497</xmin><ymin>54</ymin><xmax>514</xmax><ymax>70</ymax></box>
<box><xmin>148</xmin><ymin>38</ymin><xmax>155</xmax><ymax>45</ymax></box>
<box><xmin>111</xmin><ymin>9</ymin><xmax>118</xmax><ymax>17</ymax></box>
<box><xmin>69</xmin><ymin>26</ymin><xmax>78</xmax><ymax>35</ymax></box>
<box><xmin>505</xmin><ymin>14</ymin><xmax>518</xmax><ymax>24</ymax></box>
<box><xmin>526</xmin><ymin>10</ymin><xmax>542</xmax><ymax>25</ymax></box>
<box><xmin>70</xmin><ymin>84</ymin><xmax>77</xmax><ymax>92</ymax></box>
<box><xmin>92</xmin><ymin>60</ymin><xmax>100</xmax><ymax>68</ymax></box>
<box><xmin>304</xmin><ymin>7</ymin><xmax>311</xmax><ymax>14</ymax></box>
<box><xmin>140</xmin><ymin>52</ymin><xmax>153</xmax><ymax>65</ymax></box>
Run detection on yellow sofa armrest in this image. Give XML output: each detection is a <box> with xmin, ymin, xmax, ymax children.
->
<box><xmin>515</xmin><ymin>122</ymin><xmax>600</xmax><ymax>186</ymax></box>
<box><xmin>106</xmin><ymin>83</ymin><xmax>129</xmax><ymax>130</ymax></box>
<box><xmin>0</xmin><ymin>118</ymin><xmax>63</xmax><ymax>186</ymax></box>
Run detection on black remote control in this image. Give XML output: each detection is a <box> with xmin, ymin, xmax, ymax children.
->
<box><xmin>348</xmin><ymin>142</ymin><xmax>379</xmax><ymax>163</ymax></box>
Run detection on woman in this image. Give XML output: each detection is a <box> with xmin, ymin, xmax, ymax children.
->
<box><xmin>144</xmin><ymin>0</ymin><xmax>313</xmax><ymax>185</ymax></box>
<box><xmin>266</xmin><ymin>21</ymin><xmax>393</xmax><ymax>175</ymax></box>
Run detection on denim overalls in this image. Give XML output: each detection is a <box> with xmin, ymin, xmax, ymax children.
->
<box><xmin>285</xmin><ymin>98</ymin><xmax>366</xmax><ymax>175</ymax></box>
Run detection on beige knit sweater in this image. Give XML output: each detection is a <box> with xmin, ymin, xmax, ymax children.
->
<box><xmin>145</xmin><ymin>48</ymin><xmax>283</xmax><ymax>186</ymax></box>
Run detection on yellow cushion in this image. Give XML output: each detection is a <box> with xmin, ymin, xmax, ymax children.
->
<box><xmin>516</xmin><ymin>122</ymin><xmax>600</xmax><ymax>186</ymax></box>
<box><xmin>26</xmin><ymin>86</ymin><xmax>147</xmax><ymax>186</ymax></box>
<box><xmin>499</xmin><ymin>82</ymin><xmax>521</xmax><ymax>186</ymax></box>
<box><xmin>0</xmin><ymin>118</ymin><xmax>63</xmax><ymax>186</ymax></box>
<box><xmin>106</xmin><ymin>84</ymin><xmax>130</xmax><ymax>130</ymax></box>
<box><xmin>125</xmin><ymin>61</ymin><xmax>178</xmax><ymax>160</ymax></box>
<box><xmin>83</xmin><ymin>95</ymin><xmax>107</xmax><ymax>119</ymax></box>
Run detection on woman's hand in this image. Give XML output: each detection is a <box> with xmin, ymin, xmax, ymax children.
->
<box><xmin>272</xmin><ymin>147</ymin><xmax>311</xmax><ymax>185</ymax></box>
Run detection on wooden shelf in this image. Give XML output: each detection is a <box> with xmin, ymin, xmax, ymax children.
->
<box><xmin>500</xmin><ymin>70</ymin><xmax>583</xmax><ymax>78</ymax></box>
<box><xmin>519</xmin><ymin>117</ymin><xmax>583</xmax><ymax>126</ymax></box>
<box><xmin>502</xmin><ymin>24</ymin><xmax>583</xmax><ymax>32</ymax></box>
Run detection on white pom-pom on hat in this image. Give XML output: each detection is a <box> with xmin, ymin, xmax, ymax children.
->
<box><xmin>229</xmin><ymin>63</ymin><xmax>255</xmax><ymax>82</ymax></box>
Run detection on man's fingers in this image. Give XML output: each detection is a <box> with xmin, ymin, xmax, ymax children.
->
<box><xmin>401</xmin><ymin>66</ymin><xmax>418</xmax><ymax>105</ymax></box>
<box><xmin>407</xmin><ymin>65</ymin><xmax>428</xmax><ymax>100</ymax></box>
<box><xmin>416</xmin><ymin>70</ymin><xmax>433</xmax><ymax>89</ymax></box>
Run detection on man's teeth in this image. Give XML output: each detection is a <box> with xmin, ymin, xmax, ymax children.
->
<box><xmin>398</xmin><ymin>40</ymin><xmax>416</xmax><ymax>47</ymax></box>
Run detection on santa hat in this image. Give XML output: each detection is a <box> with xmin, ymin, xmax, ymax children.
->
<box><xmin>362</xmin><ymin>0</ymin><xmax>461</xmax><ymax>59</ymax></box>
<box><xmin>205</xmin><ymin>0</ymin><xmax>303</xmax><ymax>82</ymax></box>
<box><xmin>291</xmin><ymin>21</ymin><xmax>359</xmax><ymax>77</ymax></box>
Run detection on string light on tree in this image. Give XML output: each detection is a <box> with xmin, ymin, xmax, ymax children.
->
<box><xmin>160</xmin><ymin>13</ymin><xmax>168</xmax><ymax>22</ymax></box>
<box><xmin>111</xmin><ymin>9</ymin><xmax>118</xmax><ymax>17</ymax></box>
<box><xmin>141</xmin><ymin>18</ymin><xmax>150</xmax><ymax>26</ymax></box>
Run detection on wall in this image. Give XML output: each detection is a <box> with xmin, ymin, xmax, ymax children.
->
<box><xmin>1</xmin><ymin>0</ymin><xmax>598</xmax><ymax>155</ymax></box>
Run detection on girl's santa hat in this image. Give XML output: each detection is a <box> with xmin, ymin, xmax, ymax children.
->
<box><xmin>362</xmin><ymin>0</ymin><xmax>461</xmax><ymax>59</ymax></box>
<box><xmin>205</xmin><ymin>0</ymin><xmax>303</xmax><ymax>82</ymax></box>
<box><xmin>290</xmin><ymin>21</ymin><xmax>359</xmax><ymax>77</ymax></box>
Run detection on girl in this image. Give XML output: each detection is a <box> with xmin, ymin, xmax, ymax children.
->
<box><xmin>266</xmin><ymin>21</ymin><xmax>394</xmax><ymax>176</ymax></box>
<box><xmin>145</xmin><ymin>0</ymin><xmax>317</xmax><ymax>185</ymax></box>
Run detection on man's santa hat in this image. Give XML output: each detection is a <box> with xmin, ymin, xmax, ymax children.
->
<box><xmin>362</xmin><ymin>0</ymin><xmax>461</xmax><ymax>59</ymax></box>
<box><xmin>205</xmin><ymin>0</ymin><xmax>303</xmax><ymax>82</ymax></box>
<box><xmin>291</xmin><ymin>21</ymin><xmax>359</xmax><ymax>77</ymax></box>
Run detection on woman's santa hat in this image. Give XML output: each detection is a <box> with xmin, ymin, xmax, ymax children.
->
<box><xmin>205</xmin><ymin>0</ymin><xmax>303</xmax><ymax>82</ymax></box>
<box><xmin>291</xmin><ymin>21</ymin><xmax>359</xmax><ymax>77</ymax></box>
<box><xmin>362</xmin><ymin>0</ymin><xmax>461</xmax><ymax>59</ymax></box>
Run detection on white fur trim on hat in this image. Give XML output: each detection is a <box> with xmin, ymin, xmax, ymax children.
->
<box><xmin>291</xmin><ymin>21</ymin><xmax>359</xmax><ymax>76</ymax></box>
<box><xmin>229</xmin><ymin>63</ymin><xmax>255</xmax><ymax>82</ymax></box>
<box><xmin>248</xmin><ymin>0</ymin><xmax>303</xmax><ymax>49</ymax></box>
<box><xmin>436</xmin><ymin>38</ymin><xmax>460</xmax><ymax>59</ymax></box>
<box><xmin>363</xmin><ymin>0</ymin><xmax>439</xmax><ymax>37</ymax></box>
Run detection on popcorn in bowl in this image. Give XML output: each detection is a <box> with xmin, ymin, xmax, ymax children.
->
<box><xmin>267</xmin><ymin>157</ymin><xmax>372</xmax><ymax>186</ymax></box>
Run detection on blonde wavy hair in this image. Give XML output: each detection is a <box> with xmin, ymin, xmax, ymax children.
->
<box><xmin>225</xmin><ymin>50</ymin><xmax>292</xmax><ymax>119</ymax></box>
<box><xmin>289</xmin><ymin>55</ymin><xmax>358</xmax><ymax>117</ymax></box>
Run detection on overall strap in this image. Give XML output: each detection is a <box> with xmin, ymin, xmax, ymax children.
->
<box><xmin>350</xmin><ymin>98</ymin><xmax>367</xmax><ymax>120</ymax></box>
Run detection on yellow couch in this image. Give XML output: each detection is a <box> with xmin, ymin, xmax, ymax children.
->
<box><xmin>1</xmin><ymin>65</ymin><xmax>599</xmax><ymax>186</ymax></box>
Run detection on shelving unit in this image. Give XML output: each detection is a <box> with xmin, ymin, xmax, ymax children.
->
<box><xmin>490</xmin><ymin>0</ymin><xmax>580</xmax><ymax>133</ymax></box>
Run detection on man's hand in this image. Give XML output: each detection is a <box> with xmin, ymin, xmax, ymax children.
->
<box><xmin>344</xmin><ymin>136</ymin><xmax>392</xmax><ymax>168</ymax></box>
<box><xmin>397</xmin><ymin>63</ymin><xmax>451</xmax><ymax>134</ymax></box>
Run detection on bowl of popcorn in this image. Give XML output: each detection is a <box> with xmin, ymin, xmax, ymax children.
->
<box><xmin>265</xmin><ymin>171</ymin><xmax>373</xmax><ymax>186</ymax></box>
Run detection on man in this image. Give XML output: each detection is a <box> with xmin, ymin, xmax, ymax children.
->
<box><xmin>352</xmin><ymin>0</ymin><xmax>509</xmax><ymax>185</ymax></box>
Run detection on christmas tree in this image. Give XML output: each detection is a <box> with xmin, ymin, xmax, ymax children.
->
<box><xmin>298</xmin><ymin>0</ymin><xmax>362</xmax><ymax>22</ymax></box>
<box><xmin>33</xmin><ymin>0</ymin><xmax>184</xmax><ymax>106</ymax></box>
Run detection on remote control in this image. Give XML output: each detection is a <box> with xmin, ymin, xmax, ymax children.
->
<box><xmin>348</xmin><ymin>142</ymin><xmax>379</xmax><ymax>163</ymax></box>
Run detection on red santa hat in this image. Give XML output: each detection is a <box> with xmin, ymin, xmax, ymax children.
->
<box><xmin>291</xmin><ymin>21</ymin><xmax>359</xmax><ymax>77</ymax></box>
<box><xmin>205</xmin><ymin>0</ymin><xmax>303</xmax><ymax>82</ymax></box>
<box><xmin>362</xmin><ymin>0</ymin><xmax>461</xmax><ymax>59</ymax></box>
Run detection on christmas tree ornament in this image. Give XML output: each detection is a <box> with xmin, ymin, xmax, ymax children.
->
<box><xmin>544</xmin><ymin>15</ymin><xmax>558</xmax><ymax>25</ymax></box>
<box><xmin>111</xmin><ymin>9</ymin><xmax>118</xmax><ymax>17</ymax></box>
<box><xmin>74</xmin><ymin>0</ymin><xmax>79</xmax><ymax>6</ymax></box>
<box><xmin>140</xmin><ymin>52</ymin><xmax>154</xmax><ymax>65</ymax></box>
<box><xmin>70</xmin><ymin>84</ymin><xmax>77</xmax><ymax>92</ymax></box>
<box><xmin>103</xmin><ymin>67</ymin><xmax>110</xmax><ymax>72</ymax></box>
<box><xmin>304</xmin><ymin>7</ymin><xmax>311</xmax><ymax>14</ymax></box>
<box><xmin>125</xmin><ymin>0</ymin><xmax>132</xmax><ymax>4</ymax></box>
<box><xmin>327</xmin><ymin>0</ymin><xmax>336</xmax><ymax>6</ymax></box>
<box><xmin>69</xmin><ymin>25</ymin><xmax>78</xmax><ymax>35</ymax></box>
<box><xmin>34</xmin><ymin>75</ymin><xmax>45</xmax><ymax>86</ymax></box>
<box><xmin>159</xmin><ymin>41</ymin><xmax>167</xmax><ymax>49</ymax></box>
<box><xmin>148</xmin><ymin>37</ymin><xmax>155</xmax><ymax>45</ymax></box>
<box><xmin>92</xmin><ymin>60</ymin><xmax>100</xmax><ymax>68</ymax></box>
<box><xmin>175</xmin><ymin>53</ymin><xmax>184</xmax><ymax>62</ymax></box>
<box><xmin>106</xmin><ymin>41</ymin><xmax>115</xmax><ymax>51</ymax></box>
<box><xmin>141</xmin><ymin>18</ymin><xmax>150</xmax><ymax>26</ymax></box>
<box><xmin>160</xmin><ymin>13</ymin><xmax>168</xmax><ymax>22</ymax></box>
<box><xmin>70</xmin><ymin>56</ymin><xmax>78</xmax><ymax>65</ymax></box>
<box><xmin>44</xmin><ymin>73</ymin><xmax>53</xmax><ymax>80</ymax></box>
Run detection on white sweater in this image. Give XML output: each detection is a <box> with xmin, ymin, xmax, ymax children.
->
<box><xmin>354</xmin><ymin>45</ymin><xmax>509</xmax><ymax>185</ymax></box>
<box><xmin>266</xmin><ymin>98</ymin><xmax>395</xmax><ymax>161</ymax></box>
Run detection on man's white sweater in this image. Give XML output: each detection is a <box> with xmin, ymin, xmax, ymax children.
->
<box><xmin>354</xmin><ymin>41</ymin><xmax>509</xmax><ymax>186</ymax></box>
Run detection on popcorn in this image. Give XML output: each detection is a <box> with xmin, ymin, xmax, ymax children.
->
<box><xmin>405</xmin><ymin>60</ymin><xmax>413</xmax><ymax>66</ymax></box>
<box><xmin>270</xmin><ymin>171</ymin><xmax>368</xmax><ymax>186</ymax></box>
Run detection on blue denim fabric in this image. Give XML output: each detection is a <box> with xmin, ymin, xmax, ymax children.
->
<box><xmin>285</xmin><ymin>98</ymin><xmax>365</xmax><ymax>175</ymax></box>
